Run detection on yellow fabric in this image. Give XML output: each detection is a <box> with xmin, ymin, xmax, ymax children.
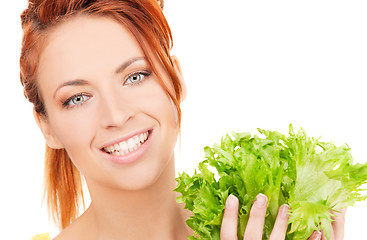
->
<box><xmin>31</xmin><ymin>233</ymin><xmax>51</xmax><ymax>240</ymax></box>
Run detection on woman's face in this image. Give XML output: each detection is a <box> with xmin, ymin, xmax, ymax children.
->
<box><xmin>36</xmin><ymin>15</ymin><xmax>180</xmax><ymax>190</ymax></box>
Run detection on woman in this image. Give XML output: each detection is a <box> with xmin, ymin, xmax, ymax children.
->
<box><xmin>20</xmin><ymin>0</ymin><xmax>345</xmax><ymax>239</ymax></box>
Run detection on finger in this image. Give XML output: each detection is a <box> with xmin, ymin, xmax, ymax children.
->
<box><xmin>321</xmin><ymin>229</ymin><xmax>327</xmax><ymax>240</ymax></box>
<box><xmin>308</xmin><ymin>231</ymin><xmax>322</xmax><ymax>240</ymax></box>
<box><xmin>243</xmin><ymin>193</ymin><xmax>268</xmax><ymax>240</ymax></box>
<box><xmin>331</xmin><ymin>208</ymin><xmax>346</xmax><ymax>240</ymax></box>
<box><xmin>330</xmin><ymin>225</ymin><xmax>335</xmax><ymax>240</ymax></box>
<box><xmin>269</xmin><ymin>204</ymin><xmax>290</xmax><ymax>240</ymax></box>
<box><xmin>319</xmin><ymin>220</ymin><xmax>335</xmax><ymax>240</ymax></box>
<box><xmin>221</xmin><ymin>194</ymin><xmax>239</xmax><ymax>240</ymax></box>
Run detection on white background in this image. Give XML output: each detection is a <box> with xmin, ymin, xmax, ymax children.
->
<box><xmin>1</xmin><ymin>0</ymin><xmax>366</xmax><ymax>239</ymax></box>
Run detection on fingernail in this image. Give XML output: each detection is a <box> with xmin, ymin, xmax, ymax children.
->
<box><xmin>310</xmin><ymin>231</ymin><xmax>321</xmax><ymax>240</ymax></box>
<box><xmin>226</xmin><ymin>195</ymin><xmax>238</xmax><ymax>210</ymax></box>
<box><xmin>280</xmin><ymin>204</ymin><xmax>290</xmax><ymax>218</ymax></box>
<box><xmin>254</xmin><ymin>193</ymin><xmax>267</xmax><ymax>208</ymax></box>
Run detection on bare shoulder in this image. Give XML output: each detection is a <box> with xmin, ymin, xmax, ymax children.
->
<box><xmin>52</xmin><ymin>224</ymin><xmax>82</xmax><ymax>240</ymax></box>
<box><xmin>53</xmin><ymin>210</ymin><xmax>93</xmax><ymax>240</ymax></box>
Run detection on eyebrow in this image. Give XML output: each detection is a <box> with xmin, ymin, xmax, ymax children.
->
<box><xmin>53</xmin><ymin>79</ymin><xmax>89</xmax><ymax>99</ymax></box>
<box><xmin>53</xmin><ymin>56</ymin><xmax>147</xmax><ymax>99</ymax></box>
<box><xmin>115</xmin><ymin>56</ymin><xmax>147</xmax><ymax>74</ymax></box>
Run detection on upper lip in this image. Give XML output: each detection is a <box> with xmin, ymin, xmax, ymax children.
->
<box><xmin>99</xmin><ymin>128</ymin><xmax>152</xmax><ymax>150</ymax></box>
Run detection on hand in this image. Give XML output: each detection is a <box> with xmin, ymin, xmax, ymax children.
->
<box><xmin>220</xmin><ymin>194</ymin><xmax>346</xmax><ymax>240</ymax></box>
<box><xmin>308</xmin><ymin>209</ymin><xmax>347</xmax><ymax>240</ymax></box>
<box><xmin>220</xmin><ymin>194</ymin><xmax>290</xmax><ymax>240</ymax></box>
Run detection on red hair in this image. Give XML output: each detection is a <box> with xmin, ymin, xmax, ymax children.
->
<box><xmin>20</xmin><ymin>0</ymin><xmax>182</xmax><ymax>229</ymax></box>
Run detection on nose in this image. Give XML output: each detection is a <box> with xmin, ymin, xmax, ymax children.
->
<box><xmin>99</xmin><ymin>90</ymin><xmax>134</xmax><ymax>129</ymax></box>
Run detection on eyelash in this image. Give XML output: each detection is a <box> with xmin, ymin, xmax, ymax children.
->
<box><xmin>62</xmin><ymin>93</ymin><xmax>90</xmax><ymax>109</ymax></box>
<box><xmin>124</xmin><ymin>70</ymin><xmax>152</xmax><ymax>86</ymax></box>
<box><xmin>61</xmin><ymin>71</ymin><xmax>152</xmax><ymax>109</ymax></box>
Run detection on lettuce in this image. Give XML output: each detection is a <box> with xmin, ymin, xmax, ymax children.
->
<box><xmin>174</xmin><ymin>125</ymin><xmax>367</xmax><ymax>240</ymax></box>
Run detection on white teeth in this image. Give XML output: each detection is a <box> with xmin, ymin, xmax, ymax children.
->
<box><xmin>119</xmin><ymin>141</ymin><xmax>128</xmax><ymax>153</ymax></box>
<box><xmin>103</xmin><ymin>131</ymin><xmax>149</xmax><ymax>155</ymax></box>
<box><xmin>127</xmin><ymin>138</ymin><xmax>134</xmax><ymax>152</ymax></box>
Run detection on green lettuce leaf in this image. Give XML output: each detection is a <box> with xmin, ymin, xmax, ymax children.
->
<box><xmin>174</xmin><ymin>125</ymin><xmax>367</xmax><ymax>240</ymax></box>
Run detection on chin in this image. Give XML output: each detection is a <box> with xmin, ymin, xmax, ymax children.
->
<box><xmin>106</xmin><ymin>154</ymin><xmax>175</xmax><ymax>192</ymax></box>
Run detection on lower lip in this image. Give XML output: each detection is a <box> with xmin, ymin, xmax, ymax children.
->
<box><xmin>100</xmin><ymin>130</ymin><xmax>153</xmax><ymax>164</ymax></box>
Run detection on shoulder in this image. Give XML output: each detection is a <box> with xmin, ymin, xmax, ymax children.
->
<box><xmin>53</xmin><ymin>210</ymin><xmax>94</xmax><ymax>240</ymax></box>
<box><xmin>34</xmin><ymin>208</ymin><xmax>92</xmax><ymax>240</ymax></box>
<box><xmin>31</xmin><ymin>233</ymin><xmax>51</xmax><ymax>240</ymax></box>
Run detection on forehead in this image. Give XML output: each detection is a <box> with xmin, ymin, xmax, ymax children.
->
<box><xmin>37</xmin><ymin>15</ymin><xmax>145</xmax><ymax>84</ymax></box>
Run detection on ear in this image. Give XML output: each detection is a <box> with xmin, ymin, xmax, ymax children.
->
<box><xmin>171</xmin><ymin>55</ymin><xmax>187</xmax><ymax>102</ymax></box>
<box><xmin>33</xmin><ymin>109</ymin><xmax>64</xmax><ymax>149</ymax></box>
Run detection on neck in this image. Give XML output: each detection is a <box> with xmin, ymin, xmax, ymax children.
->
<box><xmin>81</xmin><ymin>159</ymin><xmax>191</xmax><ymax>240</ymax></box>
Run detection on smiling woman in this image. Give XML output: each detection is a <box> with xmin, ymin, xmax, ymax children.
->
<box><xmin>9</xmin><ymin>0</ymin><xmax>364</xmax><ymax>239</ymax></box>
<box><xmin>20</xmin><ymin>1</ymin><xmax>188</xmax><ymax>239</ymax></box>
<box><xmin>34</xmin><ymin>14</ymin><xmax>182</xmax><ymax>188</ymax></box>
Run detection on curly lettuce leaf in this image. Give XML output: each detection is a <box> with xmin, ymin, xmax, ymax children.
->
<box><xmin>175</xmin><ymin>125</ymin><xmax>367</xmax><ymax>240</ymax></box>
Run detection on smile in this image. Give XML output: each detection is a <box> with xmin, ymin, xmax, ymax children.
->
<box><xmin>103</xmin><ymin>131</ymin><xmax>150</xmax><ymax>156</ymax></box>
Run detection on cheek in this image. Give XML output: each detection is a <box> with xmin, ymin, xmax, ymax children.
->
<box><xmin>49</xmin><ymin>109</ymin><xmax>98</xmax><ymax>159</ymax></box>
<box><xmin>138</xmin><ymin>81</ymin><xmax>178</xmax><ymax>129</ymax></box>
<box><xmin>144</xmin><ymin>84</ymin><xmax>179</xmax><ymax>159</ymax></box>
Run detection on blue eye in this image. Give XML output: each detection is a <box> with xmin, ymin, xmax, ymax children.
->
<box><xmin>124</xmin><ymin>71</ymin><xmax>151</xmax><ymax>85</ymax></box>
<box><xmin>63</xmin><ymin>93</ymin><xmax>90</xmax><ymax>108</ymax></box>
